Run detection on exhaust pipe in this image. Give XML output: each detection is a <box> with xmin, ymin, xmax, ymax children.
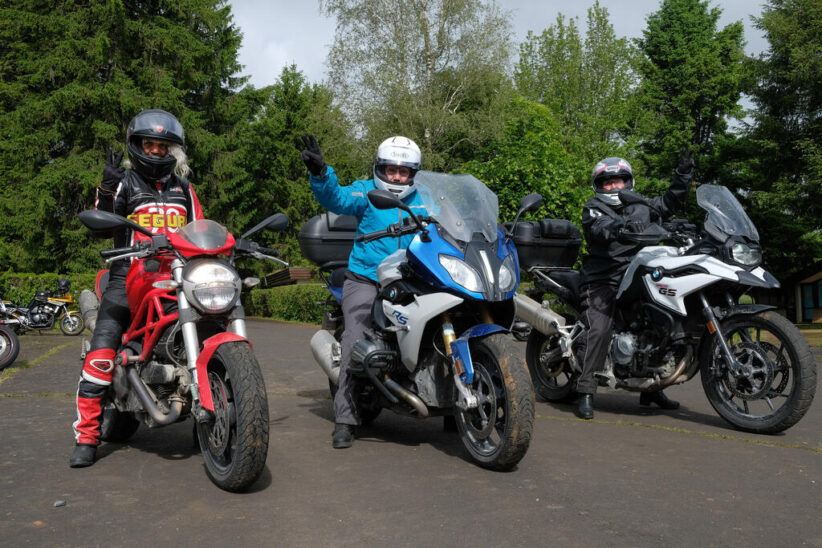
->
<box><xmin>310</xmin><ymin>330</ymin><xmax>340</xmax><ymax>385</ymax></box>
<box><xmin>125</xmin><ymin>366</ymin><xmax>183</xmax><ymax>425</ymax></box>
<box><xmin>514</xmin><ymin>293</ymin><xmax>566</xmax><ymax>336</ymax></box>
<box><xmin>384</xmin><ymin>378</ymin><xmax>429</xmax><ymax>418</ymax></box>
<box><xmin>78</xmin><ymin>290</ymin><xmax>99</xmax><ymax>334</ymax></box>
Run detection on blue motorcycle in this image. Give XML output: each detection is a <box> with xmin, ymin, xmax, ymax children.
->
<box><xmin>301</xmin><ymin>171</ymin><xmax>541</xmax><ymax>470</ymax></box>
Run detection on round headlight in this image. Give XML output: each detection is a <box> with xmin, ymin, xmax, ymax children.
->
<box><xmin>182</xmin><ymin>260</ymin><xmax>241</xmax><ymax>314</ymax></box>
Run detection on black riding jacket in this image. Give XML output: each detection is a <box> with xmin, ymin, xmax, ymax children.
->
<box><xmin>580</xmin><ymin>170</ymin><xmax>692</xmax><ymax>286</ymax></box>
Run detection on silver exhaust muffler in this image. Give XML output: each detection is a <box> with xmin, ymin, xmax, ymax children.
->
<box><xmin>513</xmin><ymin>293</ymin><xmax>566</xmax><ymax>336</ymax></box>
<box><xmin>78</xmin><ymin>289</ymin><xmax>99</xmax><ymax>334</ymax></box>
<box><xmin>310</xmin><ymin>329</ymin><xmax>340</xmax><ymax>385</ymax></box>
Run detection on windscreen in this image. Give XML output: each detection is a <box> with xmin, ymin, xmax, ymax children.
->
<box><xmin>414</xmin><ymin>171</ymin><xmax>499</xmax><ymax>243</ymax></box>
<box><xmin>177</xmin><ymin>219</ymin><xmax>229</xmax><ymax>250</ymax></box>
<box><xmin>696</xmin><ymin>185</ymin><xmax>759</xmax><ymax>242</ymax></box>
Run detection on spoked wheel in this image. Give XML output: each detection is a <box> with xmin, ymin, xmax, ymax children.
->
<box><xmin>700</xmin><ymin>311</ymin><xmax>817</xmax><ymax>434</ymax></box>
<box><xmin>59</xmin><ymin>312</ymin><xmax>85</xmax><ymax>336</ymax></box>
<box><xmin>455</xmin><ymin>334</ymin><xmax>534</xmax><ymax>471</ymax></box>
<box><xmin>525</xmin><ymin>325</ymin><xmax>577</xmax><ymax>403</ymax></box>
<box><xmin>0</xmin><ymin>325</ymin><xmax>20</xmax><ymax>371</ymax></box>
<box><xmin>196</xmin><ymin>341</ymin><xmax>269</xmax><ymax>492</ymax></box>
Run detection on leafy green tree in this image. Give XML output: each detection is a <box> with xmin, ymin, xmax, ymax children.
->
<box><xmin>514</xmin><ymin>2</ymin><xmax>641</xmax><ymax>165</ymax></box>
<box><xmin>718</xmin><ymin>0</ymin><xmax>822</xmax><ymax>279</ymax></box>
<box><xmin>464</xmin><ymin>98</ymin><xmax>588</xmax><ymax>226</ymax></box>
<box><xmin>635</xmin><ymin>0</ymin><xmax>747</xmax><ymax>180</ymax></box>
<box><xmin>0</xmin><ymin>0</ymin><xmax>245</xmax><ymax>273</ymax></box>
<box><xmin>216</xmin><ymin>65</ymin><xmax>359</xmax><ymax>267</ymax></box>
<box><xmin>319</xmin><ymin>0</ymin><xmax>515</xmax><ymax>171</ymax></box>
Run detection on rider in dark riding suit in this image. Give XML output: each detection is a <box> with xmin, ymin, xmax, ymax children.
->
<box><xmin>575</xmin><ymin>150</ymin><xmax>694</xmax><ymax>420</ymax></box>
<box><xmin>70</xmin><ymin>110</ymin><xmax>203</xmax><ymax>467</ymax></box>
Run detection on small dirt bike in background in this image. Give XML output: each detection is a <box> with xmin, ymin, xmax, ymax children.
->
<box><xmin>0</xmin><ymin>278</ymin><xmax>85</xmax><ymax>336</ymax></box>
<box><xmin>77</xmin><ymin>209</ymin><xmax>288</xmax><ymax>491</ymax></box>
<box><xmin>515</xmin><ymin>185</ymin><xmax>817</xmax><ymax>434</ymax></box>
<box><xmin>301</xmin><ymin>171</ymin><xmax>541</xmax><ymax>470</ymax></box>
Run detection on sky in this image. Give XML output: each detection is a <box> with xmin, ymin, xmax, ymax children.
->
<box><xmin>229</xmin><ymin>0</ymin><xmax>770</xmax><ymax>89</ymax></box>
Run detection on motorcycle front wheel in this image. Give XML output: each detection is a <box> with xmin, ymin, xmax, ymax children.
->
<box><xmin>197</xmin><ymin>341</ymin><xmax>269</xmax><ymax>492</ymax></box>
<box><xmin>700</xmin><ymin>311</ymin><xmax>817</xmax><ymax>434</ymax></box>
<box><xmin>525</xmin><ymin>321</ymin><xmax>577</xmax><ymax>403</ymax></box>
<box><xmin>0</xmin><ymin>325</ymin><xmax>20</xmax><ymax>371</ymax></box>
<box><xmin>59</xmin><ymin>312</ymin><xmax>84</xmax><ymax>336</ymax></box>
<box><xmin>455</xmin><ymin>333</ymin><xmax>534</xmax><ymax>471</ymax></box>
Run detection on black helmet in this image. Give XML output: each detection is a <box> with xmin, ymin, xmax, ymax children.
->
<box><xmin>57</xmin><ymin>278</ymin><xmax>70</xmax><ymax>293</ymax></box>
<box><xmin>591</xmin><ymin>157</ymin><xmax>634</xmax><ymax>207</ymax></box>
<box><xmin>126</xmin><ymin>109</ymin><xmax>185</xmax><ymax>181</ymax></box>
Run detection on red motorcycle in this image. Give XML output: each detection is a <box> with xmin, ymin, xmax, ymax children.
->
<box><xmin>77</xmin><ymin>209</ymin><xmax>288</xmax><ymax>491</ymax></box>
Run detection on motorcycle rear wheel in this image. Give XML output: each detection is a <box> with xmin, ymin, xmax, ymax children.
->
<box><xmin>700</xmin><ymin>311</ymin><xmax>817</xmax><ymax>434</ymax></box>
<box><xmin>455</xmin><ymin>333</ymin><xmax>534</xmax><ymax>471</ymax></box>
<box><xmin>197</xmin><ymin>341</ymin><xmax>269</xmax><ymax>492</ymax></box>
<box><xmin>99</xmin><ymin>401</ymin><xmax>140</xmax><ymax>442</ymax></box>
<box><xmin>59</xmin><ymin>312</ymin><xmax>84</xmax><ymax>336</ymax></box>
<box><xmin>525</xmin><ymin>326</ymin><xmax>577</xmax><ymax>403</ymax></box>
<box><xmin>0</xmin><ymin>325</ymin><xmax>20</xmax><ymax>371</ymax></box>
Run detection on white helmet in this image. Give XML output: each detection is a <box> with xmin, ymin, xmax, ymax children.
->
<box><xmin>373</xmin><ymin>136</ymin><xmax>422</xmax><ymax>199</ymax></box>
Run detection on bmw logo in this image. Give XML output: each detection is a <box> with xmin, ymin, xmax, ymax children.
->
<box><xmin>389</xmin><ymin>289</ymin><xmax>396</xmax><ymax>299</ymax></box>
<box><xmin>651</xmin><ymin>268</ymin><xmax>663</xmax><ymax>281</ymax></box>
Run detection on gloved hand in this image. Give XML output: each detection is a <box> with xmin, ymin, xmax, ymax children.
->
<box><xmin>626</xmin><ymin>220</ymin><xmax>647</xmax><ymax>233</ymax></box>
<box><xmin>102</xmin><ymin>148</ymin><xmax>125</xmax><ymax>191</ymax></box>
<box><xmin>677</xmin><ymin>146</ymin><xmax>695</xmax><ymax>175</ymax></box>
<box><xmin>300</xmin><ymin>134</ymin><xmax>327</xmax><ymax>177</ymax></box>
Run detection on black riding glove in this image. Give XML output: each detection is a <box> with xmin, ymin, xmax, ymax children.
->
<box><xmin>676</xmin><ymin>146</ymin><xmax>695</xmax><ymax>175</ymax></box>
<box><xmin>101</xmin><ymin>148</ymin><xmax>125</xmax><ymax>192</ymax></box>
<box><xmin>626</xmin><ymin>220</ymin><xmax>647</xmax><ymax>233</ymax></box>
<box><xmin>300</xmin><ymin>135</ymin><xmax>327</xmax><ymax>177</ymax></box>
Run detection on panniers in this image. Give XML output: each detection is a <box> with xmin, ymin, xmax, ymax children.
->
<box><xmin>509</xmin><ymin>219</ymin><xmax>582</xmax><ymax>269</ymax></box>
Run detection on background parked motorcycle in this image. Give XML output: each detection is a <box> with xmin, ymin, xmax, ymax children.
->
<box><xmin>0</xmin><ymin>278</ymin><xmax>84</xmax><ymax>336</ymax></box>
<box><xmin>0</xmin><ymin>318</ymin><xmax>20</xmax><ymax>371</ymax></box>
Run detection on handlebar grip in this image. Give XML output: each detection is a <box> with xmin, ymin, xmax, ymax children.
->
<box><xmin>257</xmin><ymin>246</ymin><xmax>279</xmax><ymax>257</ymax></box>
<box><xmin>100</xmin><ymin>245</ymin><xmax>137</xmax><ymax>258</ymax></box>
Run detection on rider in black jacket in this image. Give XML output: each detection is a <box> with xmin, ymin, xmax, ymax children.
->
<box><xmin>70</xmin><ymin>110</ymin><xmax>202</xmax><ymax>467</ymax></box>
<box><xmin>575</xmin><ymin>150</ymin><xmax>694</xmax><ymax>419</ymax></box>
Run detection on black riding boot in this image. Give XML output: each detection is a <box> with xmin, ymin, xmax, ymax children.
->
<box><xmin>639</xmin><ymin>390</ymin><xmax>680</xmax><ymax>410</ymax></box>
<box><xmin>577</xmin><ymin>394</ymin><xmax>594</xmax><ymax>419</ymax></box>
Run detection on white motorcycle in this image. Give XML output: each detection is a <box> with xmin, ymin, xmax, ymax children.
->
<box><xmin>516</xmin><ymin>184</ymin><xmax>817</xmax><ymax>433</ymax></box>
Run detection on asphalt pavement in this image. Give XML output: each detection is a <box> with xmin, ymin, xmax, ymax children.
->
<box><xmin>0</xmin><ymin>320</ymin><xmax>820</xmax><ymax>547</ymax></box>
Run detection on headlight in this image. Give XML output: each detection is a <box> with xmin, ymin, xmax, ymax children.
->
<box><xmin>731</xmin><ymin>242</ymin><xmax>762</xmax><ymax>267</ymax></box>
<box><xmin>498</xmin><ymin>255</ymin><xmax>517</xmax><ymax>292</ymax></box>
<box><xmin>439</xmin><ymin>254</ymin><xmax>483</xmax><ymax>293</ymax></box>
<box><xmin>182</xmin><ymin>260</ymin><xmax>241</xmax><ymax>314</ymax></box>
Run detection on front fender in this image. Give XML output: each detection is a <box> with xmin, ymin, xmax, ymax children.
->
<box><xmin>195</xmin><ymin>332</ymin><xmax>252</xmax><ymax>411</ymax></box>
<box><xmin>716</xmin><ymin>304</ymin><xmax>776</xmax><ymax>320</ymax></box>
<box><xmin>451</xmin><ymin>323</ymin><xmax>509</xmax><ymax>384</ymax></box>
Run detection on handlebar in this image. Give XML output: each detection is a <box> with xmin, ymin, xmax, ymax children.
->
<box><xmin>355</xmin><ymin>219</ymin><xmax>425</xmax><ymax>243</ymax></box>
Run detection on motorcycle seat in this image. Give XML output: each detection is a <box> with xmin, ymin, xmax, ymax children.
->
<box><xmin>547</xmin><ymin>270</ymin><xmax>581</xmax><ymax>309</ymax></box>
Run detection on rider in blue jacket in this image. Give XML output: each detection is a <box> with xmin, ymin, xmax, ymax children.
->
<box><xmin>301</xmin><ymin>135</ymin><xmax>426</xmax><ymax>448</ymax></box>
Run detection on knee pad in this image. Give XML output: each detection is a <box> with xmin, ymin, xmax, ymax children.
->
<box><xmin>81</xmin><ymin>348</ymin><xmax>116</xmax><ymax>386</ymax></box>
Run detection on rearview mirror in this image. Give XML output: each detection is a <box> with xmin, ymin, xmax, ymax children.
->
<box><xmin>78</xmin><ymin>209</ymin><xmax>153</xmax><ymax>237</ymax></box>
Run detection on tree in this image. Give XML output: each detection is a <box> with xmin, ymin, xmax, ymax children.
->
<box><xmin>215</xmin><ymin>65</ymin><xmax>359</xmax><ymax>266</ymax></box>
<box><xmin>635</xmin><ymin>0</ymin><xmax>747</xmax><ymax>180</ymax></box>
<box><xmin>514</xmin><ymin>2</ymin><xmax>641</xmax><ymax>166</ymax></box>
<box><xmin>719</xmin><ymin>0</ymin><xmax>822</xmax><ymax>279</ymax></box>
<box><xmin>0</xmin><ymin>0</ymin><xmax>245</xmax><ymax>273</ymax></box>
<box><xmin>319</xmin><ymin>0</ymin><xmax>514</xmax><ymax>171</ymax></box>
<box><xmin>464</xmin><ymin>98</ymin><xmax>588</xmax><ymax>227</ymax></box>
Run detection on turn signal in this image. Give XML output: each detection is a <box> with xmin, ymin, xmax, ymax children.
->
<box><xmin>152</xmin><ymin>280</ymin><xmax>179</xmax><ymax>290</ymax></box>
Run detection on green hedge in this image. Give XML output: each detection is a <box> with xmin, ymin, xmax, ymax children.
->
<box><xmin>243</xmin><ymin>283</ymin><xmax>329</xmax><ymax>324</ymax></box>
<box><xmin>0</xmin><ymin>272</ymin><xmax>98</xmax><ymax>305</ymax></box>
<box><xmin>0</xmin><ymin>272</ymin><xmax>329</xmax><ymax>325</ymax></box>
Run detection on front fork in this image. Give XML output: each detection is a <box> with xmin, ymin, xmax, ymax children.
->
<box><xmin>441</xmin><ymin>312</ymin><xmax>479</xmax><ymax>411</ymax></box>
<box><xmin>699</xmin><ymin>292</ymin><xmax>751</xmax><ymax>378</ymax></box>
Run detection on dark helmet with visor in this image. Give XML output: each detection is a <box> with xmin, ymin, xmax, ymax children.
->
<box><xmin>126</xmin><ymin>109</ymin><xmax>185</xmax><ymax>181</ymax></box>
<box><xmin>591</xmin><ymin>157</ymin><xmax>634</xmax><ymax>207</ymax></box>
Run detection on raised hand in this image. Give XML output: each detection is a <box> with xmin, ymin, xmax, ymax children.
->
<box><xmin>300</xmin><ymin>134</ymin><xmax>327</xmax><ymax>177</ymax></box>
